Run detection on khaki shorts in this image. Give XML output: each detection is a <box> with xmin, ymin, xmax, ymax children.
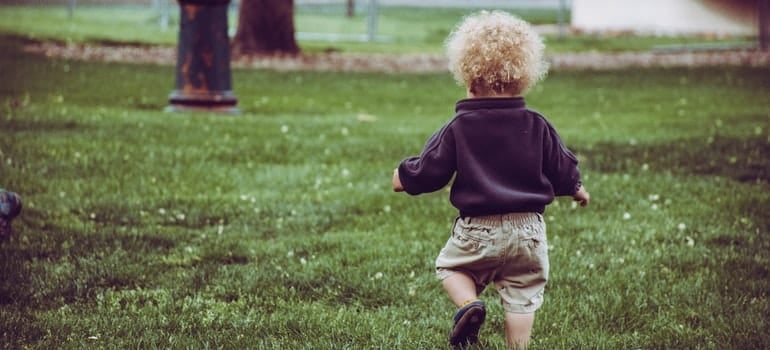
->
<box><xmin>436</xmin><ymin>212</ymin><xmax>549</xmax><ymax>313</ymax></box>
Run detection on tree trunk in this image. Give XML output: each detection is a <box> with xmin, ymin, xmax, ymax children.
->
<box><xmin>347</xmin><ymin>0</ymin><xmax>355</xmax><ymax>17</ymax></box>
<box><xmin>232</xmin><ymin>0</ymin><xmax>300</xmax><ymax>56</ymax></box>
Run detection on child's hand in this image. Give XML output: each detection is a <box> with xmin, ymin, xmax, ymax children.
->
<box><xmin>392</xmin><ymin>168</ymin><xmax>404</xmax><ymax>192</ymax></box>
<box><xmin>573</xmin><ymin>185</ymin><xmax>590</xmax><ymax>207</ymax></box>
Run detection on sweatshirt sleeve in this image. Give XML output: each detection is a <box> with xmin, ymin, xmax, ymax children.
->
<box><xmin>542</xmin><ymin>123</ymin><xmax>581</xmax><ymax>196</ymax></box>
<box><xmin>398</xmin><ymin>126</ymin><xmax>457</xmax><ymax>195</ymax></box>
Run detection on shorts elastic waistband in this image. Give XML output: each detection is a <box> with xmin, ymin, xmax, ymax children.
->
<box><xmin>462</xmin><ymin>212</ymin><xmax>542</xmax><ymax>227</ymax></box>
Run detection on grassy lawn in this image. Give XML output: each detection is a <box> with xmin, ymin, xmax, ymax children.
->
<box><xmin>1</xmin><ymin>31</ymin><xmax>769</xmax><ymax>348</ymax></box>
<box><xmin>0</xmin><ymin>4</ymin><xmax>755</xmax><ymax>54</ymax></box>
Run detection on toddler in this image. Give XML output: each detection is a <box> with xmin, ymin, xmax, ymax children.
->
<box><xmin>392</xmin><ymin>10</ymin><xmax>590</xmax><ymax>349</ymax></box>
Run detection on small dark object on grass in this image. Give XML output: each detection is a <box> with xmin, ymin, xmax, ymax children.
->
<box><xmin>0</xmin><ymin>188</ymin><xmax>22</xmax><ymax>240</ymax></box>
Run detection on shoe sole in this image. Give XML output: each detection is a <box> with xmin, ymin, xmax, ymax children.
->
<box><xmin>449</xmin><ymin>304</ymin><xmax>486</xmax><ymax>347</ymax></box>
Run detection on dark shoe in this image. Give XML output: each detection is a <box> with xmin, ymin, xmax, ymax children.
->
<box><xmin>449</xmin><ymin>300</ymin><xmax>486</xmax><ymax>348</ymax></box>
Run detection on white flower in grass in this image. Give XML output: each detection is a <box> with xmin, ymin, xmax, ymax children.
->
<box><xmin>340</xmin><ymin>127</ymin><xmax>349</xmax><ymax>136</ymax></box>
<box><xmin>685</xmin><ymin>236</ymin><xmax>695</xmax><ymax>247</ymax></box>
<box><xmin>383</xmin><ymin>205</ymin><xmax>391</xmax><ymax>213</ymax></box>
<box><xmin>623</xmin><ymin>212</ymin><xmax>631</xmax><ymax>220</ymax></box>
<box><xmin>677</xmin><ymin>223</ymin><xmax>687</xmax><ymax>231</ymax></box>
<box><xmin>651</xmin><ymin>204</ymin><xmax>659</xmax><ymax>210</ymax></box>
<box><xmin>176</xmin><ymin>213</ymin><xmax>186</xmax><ymax>221</ymax></box>
<box><xmin>641</xmin><ymin>163</ymin><xmax>649</xmax><ymax>171</ymax></box>
<box><xmin>341</xmin><ymin>168</ymin><xmax>351</xmax><ymax>177</ymax></box>
<box><xmin>280</xmin><ymin>125</ymin><xmax>289</xmax><ymax>133</ymax></box>
<box><xmin>374</xmin><ymin>272</ymin><xmax>383</xmax><ymax>279</ymax></box>
<box><xmin>300</xmin><ymin>257</ymin><xmax>307</xmax><ymax>265</ymax></box>
<box><xmin>648</xmin><ymin>194</ymin><xmax>660</xmax><ymax>201</ymax></box>
<box><xmin>158</xmin><ymin>208</ymin><xmax>166</xmax><ymax>215</ymax></box>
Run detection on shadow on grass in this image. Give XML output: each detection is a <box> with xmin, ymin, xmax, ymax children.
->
<box><xmin>581</xmin><ymin>134</ymin><xmax>769</xmax><ymax>184</ymax></box>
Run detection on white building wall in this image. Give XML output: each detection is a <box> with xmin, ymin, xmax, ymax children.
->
<box><xmin>571</xmin><ymin>0</ymin><xmax>755</xmax><ymax>36</ymax></box>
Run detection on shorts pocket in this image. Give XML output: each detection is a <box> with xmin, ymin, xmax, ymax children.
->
<box><xmin>521</xmin><ymin>222</ymin><xmax>548</xmax><ymax>254</ymax></box>
<box><xmin>450</xmin><ymin>218</ymin><xmax>493</xmax><ymax>252</ymax></box>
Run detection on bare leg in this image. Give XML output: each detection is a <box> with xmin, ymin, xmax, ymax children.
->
<box><xmin>505</xmin><ymin>312</ymin><xmax>535</xmax><ymax>349</ymax></box>
<box><xmin>442</xmin><ymin>272</ymin><xmax>478</xmax><ymax>307</ymax></box>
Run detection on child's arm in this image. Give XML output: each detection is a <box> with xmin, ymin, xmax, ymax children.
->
<box><xmin>573</xmin><ymin>184</ymin><xmax>590</xmax><ymax>207</ymax></box>
<box><xmin>392</xmin><ymin>168</ymin><xmax>404</xmax><ymax>192</ymax></box>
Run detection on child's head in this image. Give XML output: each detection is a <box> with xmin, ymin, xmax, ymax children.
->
<box><xmin>446</xmin><ymin>10</ymin><xmax>548</xmax><ymax>97</ymax></box>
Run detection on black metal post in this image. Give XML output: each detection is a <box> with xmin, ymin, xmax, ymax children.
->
<box><xmin>166</xmin><ymin>0</ymin><xmax>238</xmax><ymax>114</ymax></box>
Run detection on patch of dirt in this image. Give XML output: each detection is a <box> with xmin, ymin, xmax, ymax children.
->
<box><xmin>22</xmin><ymin>40</ymin><xmax>770</xmax><ymax>72</ymax></box>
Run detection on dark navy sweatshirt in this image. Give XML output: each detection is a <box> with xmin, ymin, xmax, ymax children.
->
<box><xmin>398</xmin><ymin>97</ymin><xmax>581</xmax><ymax>217</ymax></box>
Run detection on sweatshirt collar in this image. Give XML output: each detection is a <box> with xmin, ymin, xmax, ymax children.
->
<box><xmin>455</xmin><ymin>97</ymin><xmax>526</xmax><ymax>113</ymax></box>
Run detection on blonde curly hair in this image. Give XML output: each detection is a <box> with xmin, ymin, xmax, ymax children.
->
<box><xmin>446</xmin><ymin>10</ymin><xmax>548</xmax><ymax>96</ymax></box>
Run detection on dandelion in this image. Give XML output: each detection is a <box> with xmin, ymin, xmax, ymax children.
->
<box><xmin>341</xmin><ymin>168</ymin><xmax>351</xmax><ymax>177</ymax></box>
<box><xmin>287</xmin><ymin>250</ymin><xmax>295</xmax><ymax>258</ymax></box>
<box><xmin>300</xmin><ymin>257</ymin><xmax>307</xmax><ymax>265</ymax></box>
<box><xmin>685</xmin><ymin>236</ymin><xmax>695</xmax><ymax>247</ymax></box>
<box><xmin>374</xmin><ymin>272</ymin><xmax>384</xmax><ymax>279</ymax></box>
<box><xmin>356</xmin><ymin>113</ymin><xmax>378</xmax><ymax>122</ymax></box>
<box><xmin>651</xmin><ymin>204</ymin><xmax>659</xmax><ymax>210</ymax></box>
<box><xmin>641</xmin><ymin>163</ymin><xmax>649</xmax><ymax>171</ymax></box>
<box><xmin>89</xmin><ymin>213</ymin><xmax>96</xmax><ymax>220</ymax></box>
<box><xmin>280</xmin><ymin>125</ymin><xmax>289</xmax><ymax>133</ymax></box>
<box><xmin>158</xmin><ymin>208</ymin><xmax>166</xmax><ymax>215</ymax></box>
<box><xmin>648</xmin><ymin>194</ymin><xmax>660</xmax><ymax>201</ymax></box>
<box><xmin>623</xmin><ymin>212</ymin><xmax>631</xmax><ymax>220</ymax></box>
<box><xmin>383</xmin><ymin>205</ymin><xmax>392</xmax><ymax>213</ymax></box>
<box><xmin>341</xmin><ymin>127</ymin><xmax>349</xmax><ymax>136</ymax></box>
<box><xmin>677</xmin><ymin>223</ymin><xmax>687</xmax><ymax>231</ymax></box>
<box><xmin>176</xmin><ymin>213</ymin><xmax>186</xmax><ymax>221</ymax></box>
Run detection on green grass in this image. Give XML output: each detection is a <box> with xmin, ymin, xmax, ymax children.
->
<box><xmin>0</xmin><ymin>4</ymin><xmax>754</xmax><ymax>54</ymax></box>
<box><xmin>1</xmin><ymin>32</ymin><xmax>770</xmax><ymax>349</ymax></box>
